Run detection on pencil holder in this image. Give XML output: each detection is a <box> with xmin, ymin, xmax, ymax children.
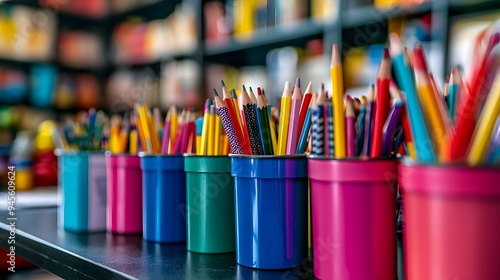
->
<box><xmin>400</xmin><ymin>160</ymin><xmax>500</xmax><ymax>280</ymax></box>
<box><xmin>57</xmin><ymin>150</ymin><xmax>107</xmax><ymax>232</ymax></box>
<box><xmin>308</xmin><ymin>157</ymin><xmax>398</xmax><ymax>280</ymax></box>
<box><xmin>106</xmin><ymin>154</ymin><xmax>143</xmax><ymax>234</ymax></box>
<box><xmin>141</xmin><ymin>155</ymin><xmax>186</xmax><ymax>243</ymax></box>
<box><xmin>231</xmin><ymin>155</ymin><xmax>308</xmax><ymax>269</ymax></box>
<box><xmin>184</xmin><ymin>155</ymin><xmax>235</xmax><ymax>253</ymax></box>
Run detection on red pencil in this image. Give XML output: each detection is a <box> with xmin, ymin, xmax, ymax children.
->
<box><xmin>448</xmin><ymin>32</ymin><xmax>500</xmax><ymax>160</ymax></box>
<box><xmin>297</xmin><ymin>82</ymin><xmax>313</xmax><ymax>141</ymax></box>
<box><xmin>371</xmin><ymin>48</ymin><xmax>391</xmax><ymax>157</ymax></box>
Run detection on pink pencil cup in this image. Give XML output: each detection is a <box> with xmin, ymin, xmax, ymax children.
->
<box><xmin>400</xmin><ymin>160</ymin><xmax>500</xmax><ymax>280</ymax></box>
<box><xmin>308</xmin><ymin>157</ymin><xmax>398</xmax><ymax>280</ymax></box>
<box><xmin>106</xmin><ymin>153</ymin><xmax>143</xmax><ymax>234</ymax></box>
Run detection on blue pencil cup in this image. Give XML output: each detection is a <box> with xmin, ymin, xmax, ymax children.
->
<box><xmin>140</xmin><ymin>155</ymin><xmax>186</xmax><ymax>243</ymax></box>
<box><xmin>57</xmin><ymin>151</ymin><xmax>107</xmax><ymax>232</ymax></box>
<box><xmin>231</xmin><ymin>155</ymin><xmax>308</xmax><ymax>269</ymax></box>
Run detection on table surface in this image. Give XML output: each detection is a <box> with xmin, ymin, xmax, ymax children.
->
<box><xmin>0</xmin><ymin>208</ymin><xmax>404</xmax><ymax>279</ymax></box>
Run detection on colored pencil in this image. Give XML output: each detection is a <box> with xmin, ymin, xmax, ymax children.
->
<box><xmin>277</xmin><ymin>81</ymin><xmax>292</xmax><ymax>155</ymax></box>
<box><xmin>256</xmin><ymin>87</ymin><xmax>273</xmax><ymax>155</ymax></box>
<box><xmin>330</xmin><ymin>43</ymin><xmax>346</xmax><ymax>158</ymax></box>
<box><xmin>286</xmin><ymin>78</ymin><xmax>303</xmax><ymax>154</ymax></box>
<box><xmin>345</xmin><ymin>96</ymin><xmax>356</xmax><ymax>157</ymax></box>
<box><xmin>298</xmin><ymin>82</ymin><xmax>313</xmax><ymax>139</ymax></box>
<box><xmin>240</xmin><ymin>86</ymin><xmax>264</xmax><ymax>155</ymax></box>
<box><xmin>467</xmin><ymin>70</ymin><xmax>500</xmax><ymax>165</ymax></box>
<box><xmin>390</xmin><ymin>33</ymin><xmax>435</xmax><ymax>162</ymax></box>
<box><xmin>371</xmin><ymin>48</ymin><xmax>391</xmax><ymax>158</ymax></box>
<box><xmin>363</xmin><ymin>85</ymin><xmax>376</xmax><ymax>157</ymax></box>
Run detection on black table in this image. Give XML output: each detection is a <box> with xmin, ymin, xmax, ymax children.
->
<box><xmin>0</xmin><ymin>208</ymin><xmax>404</xmax><ymax>279</ymax></box>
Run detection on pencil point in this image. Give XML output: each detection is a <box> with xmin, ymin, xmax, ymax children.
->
<box><xmin>230</xmin><ymin>89</ymin><xmax>236</xmax><ymax>98</ymax></box>
<box><xmin>295</xmin><ymin>77</ymin><xmax>301</xmax><ymax>89</ymax></box>
<box><xmin>213</xmin><ymin>88</ymin><xmax>220</xmax><ymax>97</ymax></box>
<box><xmin>330</xmin><ymin>43</ymin><xmax>341</xmax><ymax>66</ymax></box>
<box><xmin>242</xmin><ymin>85</ymin><xmax>247</xmax><ymax>92</ymax></box>
<box><xmin>221</xmin><ymin>80</ymin><xmax>226</xmax><ymax>87</ymax></box>
<box><xmin>305</xmin><ymin>82</ymin><xmax>312</xmax><ymax>94</ymax></box>
<box><xmin>257</xmin><ymin>87</ymin><xmax>263</xmax><ymax>95</ymax></box>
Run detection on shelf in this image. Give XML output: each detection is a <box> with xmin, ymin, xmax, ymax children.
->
<box><xmin>449</xmin><ymin>0</ymin><xmax>500</xmax><ymax>16</ymax></box>
<box><xmin>0</xmin><ymin>208</ymin><xmax>310</xmax><ymax>279</ymax></box>
<box><xmin>111</xmin><ymin>51</ymin><xmax>198</xmax><ymax>70</ymax></box>
<box><xmin>0</xmin><ymin>57</ymin><xmax>53</xmax><ymax>69</ymax></box>
<box><xmin>203</xmin><ymin>20</ymin><xmax>324</xmax><ymax>66</ymax></box>
<box><xmin>342</xmin><ymin>2</ymin><xmax>433</xmax><ymax>29</ymax></box>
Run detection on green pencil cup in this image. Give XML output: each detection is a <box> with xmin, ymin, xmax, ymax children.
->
<box><xmin>184</xmin><ymin>155</ymin><xmax>235</xmax><ymax>253</ymax></box>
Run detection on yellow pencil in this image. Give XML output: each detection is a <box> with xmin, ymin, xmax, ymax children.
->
<box><xmin>146</xmin><ymin>109</ymin><xmax>160</xmax><ymax>154</ymax></box>
<box><xmin>169</xmin><ymin>105</ymin><xmax>178</xmax><ymax>154</ymax></box>
<box><xmin>129</xmin><ymin>130</ymin><xmax>138</xmax><ymax>154</ymax></box>
<box><xmin>137</xmin><ymin>103</ymin><xmax>153</xmax><ymax>153</ymax></box>
<box><xmin>413</xmin><ymin>46</ymin><xmax>446</xmax><ymax>154</ymax></box>
<box><xmin>330</xmin><ymin>44</ymin><xmax>346</xmax><ymax>158</ymax></box>
<box><xmin>467</xmin><ymin>71</ymin><xmax>500</xmax><ymax>165</ymax></box>
<box><xmin>207</xmin><ymin>104</ymin><xmax>215</xmax><ymax>155</ymax></box>
<box><xmin>214</xmin><ymin>113</ymin><xmax>222</xmax><ymax>155</ymax></box>
<box><xmin>200</xmin><ymin>100</ymin><xmax>211</xmax><ymax>155</ymax></box>
<box><xmin>277</xmin><ymin>81</ymin><xmax>292</xmax><ymax>155</ymax></box>
<box><xmin>269</xmin><ymin>107</ymin><xmax>278</xmax><ymax>155</ymax></box>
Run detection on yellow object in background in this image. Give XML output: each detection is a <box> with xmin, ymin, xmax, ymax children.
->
<box><xmin>15</xmin><ymin>168</ymin><xmax>33</xmax><ymax>191</ymax></box>
<box><xmin>233</xmin><ymin>0</ymin><xmax>256</xmax><ymax>40</ymax></box>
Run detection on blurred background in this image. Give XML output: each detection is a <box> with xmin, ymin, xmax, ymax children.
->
<box><xmin>0</xmin><ymin>0</ymin><xmax>499</xmax><ymax>190</ymax></box>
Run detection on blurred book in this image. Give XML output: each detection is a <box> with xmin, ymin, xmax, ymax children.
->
<box><xmin>58</xmin><ymin>31</ymin><xmax>104</xmax><ymax>69</ymax></box>
<box><xmin>160</xmin><ymin>59</ymin><xmax>201</xmax><ymax>109</ymax></box>
<box><xmin>0</xmin><ymin>5</ymin><xmax>55</xmax><ymax>62</ymax></box>
<box><xmin>54</xmin><ymin>74</ymin><xmax>100</xmax><ymax>110</ymax></box>
<box><xmin>111</xmin><ymin>3</ymin><xmax>197</xmax><ymax>65</ymax></box>
<box><xmin>0</xmin><ymin>68</ymin><xmax>27</xmax><ymax>104</ymax></box>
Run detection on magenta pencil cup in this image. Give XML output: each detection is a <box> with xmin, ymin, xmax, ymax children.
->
<box><xmin>106</xmin><ymin>154</ymin><xmax>143</xmax><ymax>234</ymax></box>
<box><xmin>308</xmin><ymin>157</ymin><xmax>398</xmax><ymax>280</ymax></box>
<box><xmin>400</xmin><ymin>160</ymin><xmax>500</xmax><ymax>280</ymax></box>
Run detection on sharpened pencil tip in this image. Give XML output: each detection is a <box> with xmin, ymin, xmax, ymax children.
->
<box><xmin>213</xmin><ymin>88</ymin><xmax>220</xmax><ymax>97</ymax></box>
<box><xmin>221</xmin><ymin>80</ymin><xmax>226</xmax><ymax>87</ymax></box>
<box><xmin>295</xmin><ymin>77</ymin><xmax>301</xmax><ymax>88</ymax></box>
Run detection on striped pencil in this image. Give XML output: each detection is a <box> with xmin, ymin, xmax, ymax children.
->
<box><xmin>214</xmin><ymin>89</ymin><xmax>243</xmax><ymax>154</ymax></box>
<box><xmin>240</xmin><ymin>86</ymin><xmax>264</xmax><ymax>155</ymax></box>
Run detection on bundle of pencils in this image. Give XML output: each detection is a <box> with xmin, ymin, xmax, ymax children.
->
<box><xmin>388</xmin><ymin>31</ymin><xmax>500</xmax><ymax>165</ymax></box>
<box><xmin>196</xmin><ymin>97</ymin><xmax>231</xmax><ymax>156</ymax></box>
<box><xmin>52</xmin><ymin>108</ymin><xmax>109</xmax><ymax>151</ymax></box>
<box><xmin>310</xmin><ymin>44</ymin><xmax>406</xmax><ymax>158</ymax></box>
<box><xmin>215</xmin><ymin>78</ymin><xmax>312</xmax><ymax>156</ymax></box>
<box><xmin>309</xmin><ymin>31</ymin><xmax>500</xmax><ymax>165</ymax></box>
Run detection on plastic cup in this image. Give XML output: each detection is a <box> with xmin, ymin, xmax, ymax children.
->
<box><xmin>231</xmin><ymin>155</ymin><xmax>308</xmax><ymax>269</ymax></box>
<box><xmin>106</xmin><ymin>154</ymin><xmax>142</xmax><ymax>234</ymax></box>
<box><xmin>399</xmin><ymin>160</ymin><xmax>500</xmax><ymax>280</ymax></box>
<box><xmin>141</xmin><ymin>155</ymin><xmax>186</xmax><ymax>243</ymax></box>
<box><xmin>57</xmin><ymin>151</ymin><xmax>107</xmax><ymax>232</ymax></box>
<box><xmin>308</xmin><ymin>157</ymin><xmax>398</xmax><ymax>280</ymax></box>
<box><xmin>184</xmin><ymin>155</ymin><xmax>235</xmax><ymax>253</ymax></box>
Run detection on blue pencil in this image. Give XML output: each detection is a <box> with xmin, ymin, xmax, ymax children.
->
<box><xmin>390</xmin><ymin>33</ymin><xmax>435</xmax><ymax>162</ymax></box>
<box><xmin>296</xmin><ymin>107</ymin><xmax>312</xmax><ymax>154</ymax></box>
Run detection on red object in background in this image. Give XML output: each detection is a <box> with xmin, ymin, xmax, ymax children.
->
<box><xmin>33</xmin><ymin>151</ymin><xmax>57</xmax><ymax>187</ymax></box>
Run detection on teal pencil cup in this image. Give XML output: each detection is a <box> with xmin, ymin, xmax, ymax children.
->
<box><xmin>184</xmin><ymin>155</ymin><xmax>235</xmax><ymax>253</ymax></box>
<box><xmin>57</xmin><ymin>150</ymin><xmax>107</xmax><ymax>232</ymax></box>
